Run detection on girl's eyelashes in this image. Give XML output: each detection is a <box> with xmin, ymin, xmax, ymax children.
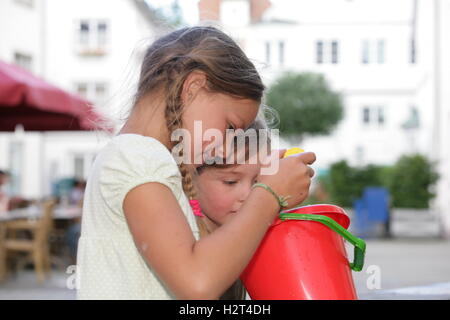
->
<box><xmin>223</xmin><ymin>180</ymin><xmax>237</xmax><ymax>185</ymax></box>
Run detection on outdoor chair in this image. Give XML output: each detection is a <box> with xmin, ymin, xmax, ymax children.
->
<box><xmin>0</xmin><ymin>200</ymin><xmax>55</xmax><ymax>283</ymax></box>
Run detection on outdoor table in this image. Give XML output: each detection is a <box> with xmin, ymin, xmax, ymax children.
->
<box><xmin>0</xmin><ymin>205</ymin><xmax>81</xmax><ymax>222</ymax></box>
<box><xmin>0</xmin><ymin>204</ymin><xmax>82</xmax><ymax>273</ymax></box>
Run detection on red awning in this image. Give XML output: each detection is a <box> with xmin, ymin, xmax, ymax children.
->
<box><xmin>0</xmin><ymin>60</ymin><xmax>112</xmax><ymax>132</ymax></box>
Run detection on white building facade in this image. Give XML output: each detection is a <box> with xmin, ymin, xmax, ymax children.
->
<box><xmin>200</xmin><ymin>0</ymin><xmax>449</xmax><ymax>236</ymax></box>
<box><xmin>214</xmin><ymin>0</ymin><xmax>434</xmax><ymax>168</ymax></box>
<box><xmin>0</xmin><ymin>0</ymin><xmax>45</xmax><ymax>75</ymax></box>
<box><xmin>434</xmin><ymin>0</ymin><xmax>450</xmax><ymax>237</ymax></box>
<box><xmin>0</xmin><ymin>0</ymin><xmax>163</xmax><ymax>198</ymax></box>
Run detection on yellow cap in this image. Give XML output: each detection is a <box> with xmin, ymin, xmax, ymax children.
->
<box><xmin>283</xmin><ymin>147</ymin><xmax>305</xmax><ymax>158</ymax></box>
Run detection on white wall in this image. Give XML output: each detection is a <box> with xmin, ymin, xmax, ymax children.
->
<box><xmin>0</xmin><ymin>0</ymin><xmax>44</xmax><ymax>75</ymax></box>
<box><xmin>434</xmin><ymin>0</ymin><xmax>450</xmax><ymax>237</ymax></box>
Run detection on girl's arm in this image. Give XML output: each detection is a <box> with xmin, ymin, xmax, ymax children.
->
<box><xmin>124</xmin><ymin>151</ymin><xmax>315</xmax><ymax>299</ymax></box>
<box><xmin>124</xmin><ymin>182</ymin><xmax>278</xmax><ymax>299</ymax></box>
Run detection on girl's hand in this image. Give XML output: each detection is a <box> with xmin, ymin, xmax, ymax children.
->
<box><xmin>257</xmin><ymin>149</ymin><xmax>316</xmax><ymax>210</ymax></box>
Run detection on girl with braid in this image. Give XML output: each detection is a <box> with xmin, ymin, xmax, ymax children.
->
<box><xmin>76</xmin><ymin>26</ymin><xmax>316</xmax><ymax>300</ymax></box>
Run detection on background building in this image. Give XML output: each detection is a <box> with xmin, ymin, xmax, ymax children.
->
<box><xmin>198</xmin><ymin>0</ymin><xmax>449</xmax><ymax>236</ymax></box>
<box><xmin>0</xmin><ymin>0</ymin><xmax>164</xmax><ymax>198</ymax></box>
<box><xmin>434</xmin><ymin>0</ymin><xmax>450</xmax><ymax>237</ymax></box>
<box><xmin>200</xmin><ymin>0</ymin><xmax>433</xmax><ymax>167</ymax></box>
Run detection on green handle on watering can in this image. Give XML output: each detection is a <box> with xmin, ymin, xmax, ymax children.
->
<box><xmin>278</xmin><ymin>213</ymin><xmax>366</xmax><ymax>272</ymax></box>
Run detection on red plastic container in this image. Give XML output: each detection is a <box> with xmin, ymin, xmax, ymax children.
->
<box><xmin>240</xmin><ymin>204</ymin><xmax>365</xmax><ymax>300</ymax></box>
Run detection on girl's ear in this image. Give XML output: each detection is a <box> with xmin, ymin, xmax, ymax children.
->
<box><xmin>181</xmin><ymin>70</ymin><xmax>208</xmax><ymax>105</ymax></box>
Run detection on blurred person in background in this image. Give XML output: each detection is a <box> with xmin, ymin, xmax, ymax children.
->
<box><xmin>0</xmin><ymin>170</ymin><xmax>10</xmax><ymax>213</ymax></box>
<box><xmin>69</xmin><ymin>179</ymin><xmax>86</xmax><ymax>207</ymax></box>
<box><xmin>0</xmin><ymin>170</ymin><xmax>32</xmax><ymax>210</ymax></box>
<box><xmin>65</xmin><ymin>179</ymin><xmax>86</xmax><ymax>263</ymax></box>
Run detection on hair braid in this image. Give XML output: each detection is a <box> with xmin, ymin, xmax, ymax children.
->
<box><xmin>163</xmin><ymin>88</ymin><xmax>196</xmax><ymax>199</ymax></box>
<box><xmin>163</xmin><ymin>73</ymin><xmax>213</xmax><ymax>239</ymax></box>
<box><xmin>163</xmin><ymin>73</ymin><xmax>244</xmax><ymax>299</ymax></box>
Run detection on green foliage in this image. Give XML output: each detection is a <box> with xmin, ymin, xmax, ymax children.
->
<box><xmin>321</xmin><ymin>161</ymin><xmax>387</xmax><ymax>207</ymax></box>
<box><xmin>266</xmin><ymin>72</ymin><xmax>344</xmax><ymax>138</ymax></box>
<box><xmin>387</xmin><ymin>154</ymin><xmax>439</xmax><ymax>208</ymax></box>
<box><xmin>314</xmin><ymin>154</ymin><xmax>439</xmax><ymax>209</ymax></box>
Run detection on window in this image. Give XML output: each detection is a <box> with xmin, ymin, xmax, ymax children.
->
<box><xmin>316</xmin><ymin>41</ymin><xmax>324</xmax><ymax>64</ymax></box>
<box><xmin>76</xmin><ymin>83</ymin><xmax>88</xmax><ymax>97</ymax></box>
<box><xmin>75</xmin><ymin>82</ymin><xmax>108</xmax><ymax>106</ymax></box>
<box><xmin>363</xmin><ymin>107</ymin><xmax>370</xmax><ymax>124</ymax></box>
<box><xmin>97</xmin><ymin>22</ymin><xmax>108</xmax><ymax>47</ymax></box>
<box><xmin>377</xmin><ymin>107</ymin><xmax>385</xmax><ymax>125</ymax></box>
<box><xmin>73</xmin><ymin>153</ymin><xmax>96</xmax><ymax>180</ymax></box>
<box><xmin>316</xmin><ymin>40</ymin><xmax>339</xmax><ymax>64</ymax></box>
<box><xmin>377</xmin><ymin>39</ymin><xmax>385</xmax><ymax>64</ymax></box>
<box><xmin>76</xmin><ymin>19</ymin><xmax>110</xmax><ymax>55</ymax></box>
<box><xmin>361</xmin><ymin>40</ymin><xmax>370</xmax><ymax>64</ymax></box>
<box><xmin>95</xmin><ymin>83</ymin><xmax>107</xmax><ymax>103</ymax></box>
<box><xmin>14</xmin><ymin>52</ymin><xmax>33</xmax><ymax>72</ymax></box>
<box><xmin>410</xmin><ymin>38</ymin><xmax>417</xmax><ymax>64</ymax></box>
<box><xmin>279</xmin><ymin>41</ymin><xmax>285</xmax><ymax>66</ymax></box>
<box><xmin>79</xmin><ymin>21</ymin><xmax>90</xmax><ymax>46</ymax></box>
<box><xmin>362</xmin><ymin>106</ymin><xmax>386</xmax><ymax>126</ymax></box>
<box><xmin>331</xmin><ymin>41</ymin><xmax>339</xmax><ymax>64</ymax></box>
<box><xmin>361</xmin><ymin>39</ymin><xmax>386</xmax><ymax>64</ymax></box>
<box><xmin>265</xmin><ymin>41</ymin><xmax>271</xmax><ymax>64</ymax></box>
<box><xmin>74</xmin><ymin>156</ymin><xmax>85</xmax><ymax>180</ymax></box>
<box><xmin>9</xmin><ymin>140</ymin><xmax>24</xmax><ymax>196</ymax></box>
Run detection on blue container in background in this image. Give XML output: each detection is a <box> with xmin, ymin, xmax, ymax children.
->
<box><xmin>353</xmin><ymin>187</ymin><xmax>390</xmax><ymax>238</ymax></box>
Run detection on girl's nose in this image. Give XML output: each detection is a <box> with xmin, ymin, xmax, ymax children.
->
<box><xmin>239</xmin><ymin>185</ymin><xmax>251</xmax><ymax>203</ymax></box>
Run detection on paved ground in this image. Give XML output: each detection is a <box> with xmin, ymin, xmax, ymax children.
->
<box><xmin>0</xmin><ymin>270</ymin><xmax>76</xmax><ymax>300</ymax></box>
<box><xmin>0</xmin><ymin>238</ymin><xmax>449</xmax><ymax>300</ymax></box>
<box><xmin>352</xmin><ymin>238</ymin><xmax>450</xmax><ymax>299</ymax></box>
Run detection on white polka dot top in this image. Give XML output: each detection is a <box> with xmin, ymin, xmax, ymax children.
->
<box><xmin>76</xmin><ymin>134</ymin><xmax>200</xmax><ymax>299</ymax></box>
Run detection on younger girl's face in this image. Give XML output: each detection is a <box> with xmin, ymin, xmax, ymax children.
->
<box><xmin>182</xmin><ymin>90</ymin><xmax>259</xmax><ymax>166</ymax></box>
<box><xmin>196</xmin><ymin>162</ymin><xmax>260</xmax><ymax>227</ymax></box>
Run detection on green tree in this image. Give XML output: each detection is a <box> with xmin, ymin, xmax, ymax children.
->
<box><xmin>323</xmin><ymin>160</ymin><xmax>355</xmax><ymax>207</ymax></box>
<box><xmin>387</xmin><ymin>154</ymin><xmax>439</xmax><ymax>208</ymax></box>
<box><xmin>266</xmin><ymin>72</ymin><xmax>344</xmax><ymax>139</ymax></box>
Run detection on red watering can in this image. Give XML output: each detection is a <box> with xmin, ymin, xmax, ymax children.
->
<box><xmin>240</xmin><ymin>204</ymin><xmax>366</xmax><ymax>300</ymax></box>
